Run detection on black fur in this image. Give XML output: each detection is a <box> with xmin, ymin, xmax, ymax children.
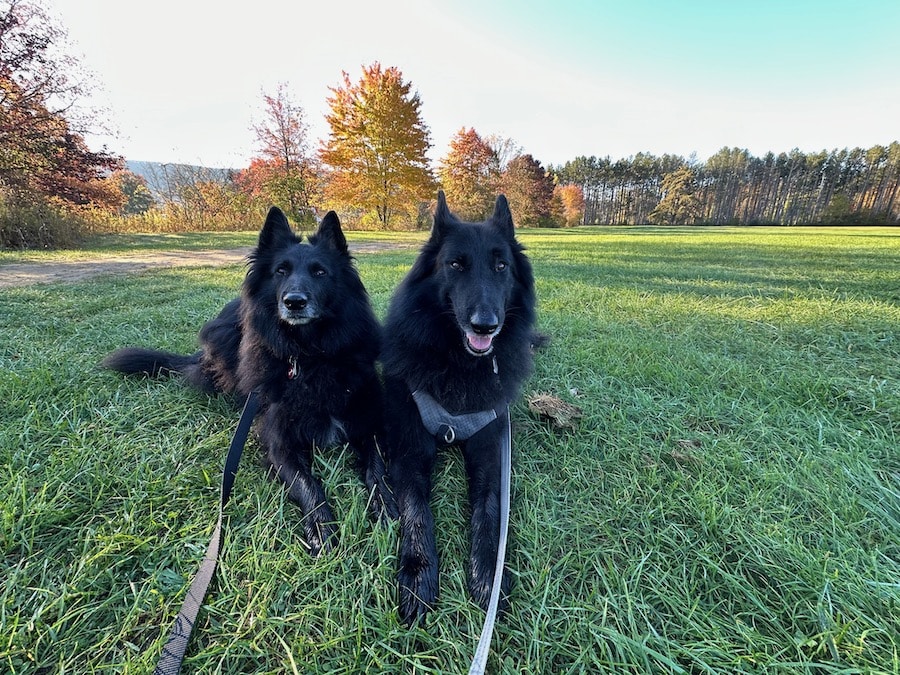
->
<box><xmin>381</xmin><ymin>191</ymin><xmax>536</xmax><ymax>624</ymax></box>
<box><xmin>102</xmin><ymin>206</ymin><xmax>395</xmax><ymax>554</ymax></box>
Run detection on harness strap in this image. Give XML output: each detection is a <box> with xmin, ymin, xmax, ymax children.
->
<box><xmin>153</xmin><ymin>390</ymin><xmax>259</xmax><ymax>675</ymax></box>
<box><xmin>411</xmin><ymin>389</ymin><xmax>505</xmax><ymax>445</ymax></box>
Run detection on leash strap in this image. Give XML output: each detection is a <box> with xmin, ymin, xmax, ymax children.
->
<box><xmin>468</xmin><ymin>407</ymin><xmax>512</xmax><ymax>675</ymax></box>
<box><xmin>153</xmin><ymin>390</ymin><xmax>259</xmax><ymax>675</ymax></box>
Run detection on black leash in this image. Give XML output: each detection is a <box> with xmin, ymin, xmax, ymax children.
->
<box><xmin>153</xmin><ymin>390</ymin><xmax>259</xmax><ymax>675</ymax></box>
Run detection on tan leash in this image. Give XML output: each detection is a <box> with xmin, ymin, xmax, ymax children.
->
<box><xmin>152</xmin><ymin>391</ymin><xmax>259</xmax><ymax>675</ymax></box>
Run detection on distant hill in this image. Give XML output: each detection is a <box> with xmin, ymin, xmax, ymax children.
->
<box><xmin>126</xmin><ymin>160</ymin><xmax>235</xmax><ymax>197</ymax></box>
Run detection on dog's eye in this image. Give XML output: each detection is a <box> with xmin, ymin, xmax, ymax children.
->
<box><xmin>495</xmin><ymin>260</ymin><xmax>508</xmax><ymax>272</ymax></box>
<box><xmin>312</xmin><ymin>266</ymin><xmax>328</xmax><ymax>278</ymax></box>
<box><xmin>449</xmin><ymin>260</ymin><xmax>464</xmax><ymax>272</ymax></box>
<box><xmin>275</xmin><ymin>264</ymin><xmax>289</xmax><ymax>276</ymax></box>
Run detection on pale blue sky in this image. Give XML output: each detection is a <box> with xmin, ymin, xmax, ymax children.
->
<box><xmin>54</xmin><ymin>0</ymin><xmax>899</xmax><ymax>168</ymax></box>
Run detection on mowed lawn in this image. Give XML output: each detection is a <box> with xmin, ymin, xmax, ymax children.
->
<box><xmin>1</xmin><ymin>226</ymin><xmax>898</xmax><ymax>674</ymax></box>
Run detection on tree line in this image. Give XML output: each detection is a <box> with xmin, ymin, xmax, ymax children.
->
<box><xmin>555</xmin><ymin>145</ymin><xmax>900</xmax><ymax>226</ymax></box>
<box><xmin>2</xmin><ymin>0</ymin><xmax>897</xmax><ymax>248</ymax></box>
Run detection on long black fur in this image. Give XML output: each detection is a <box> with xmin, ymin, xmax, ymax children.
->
<box><xmin>102</xmin><ymin>206</ymin><xmax>395</xmax><ymax>554</ymax></box>
<box><xmin>381</xmin><ymin>191</ymin><xmax>536</xmax><ymax>623</ymax></box>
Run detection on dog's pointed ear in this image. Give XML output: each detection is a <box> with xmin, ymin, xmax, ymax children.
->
<box><xmin>315</xmin><ymin>211</ymin><xmax>349</xmax><ymax>255</ymax></box>
<box><xmin>491</xmin><ymin>194</ymin><xmax>515</xmax><ymax>239</ymax></box>
<box><xmin>431</xmin><ymin>190</ymin><xmax>457</xmax><ymax>240</ymax></box>
<box><xmin>259</xmin><ymin>206</ymin><xmax>294</xmax><ymax>251</ymax></box>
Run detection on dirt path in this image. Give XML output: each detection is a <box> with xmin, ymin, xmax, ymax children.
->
<box><xmin>0</xmin><ymin>242</ymin><xmax>406</xmax><ymax>289</ymax></box>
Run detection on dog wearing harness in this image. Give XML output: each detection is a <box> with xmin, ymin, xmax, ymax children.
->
<box><xmin>412</xmin><ymin>360</ymin><xmax>506</xmax><ymax>446</ymax></box>
<box><xmin>381</xmin><ymin>191</ymin><xmax>537</xmax><ymax>627</ymax></box>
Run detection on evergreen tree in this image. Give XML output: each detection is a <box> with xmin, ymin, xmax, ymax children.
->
<box><xmin>649</xmin><ymin>166</ymin><xmax>702</xmax><ymax>225</ymax></box>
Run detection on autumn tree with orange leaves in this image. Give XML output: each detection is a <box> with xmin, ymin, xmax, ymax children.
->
<box><xmin>1</xmin><ymin>0</ymin><xmax>121</xmax><ymax>206</ymax></box>
<box><xmin>437</xmin><ymin>127</ymin><xmax>499</xmax><ymax>221</ymax></box>
<box><xmin>551</xmin><ymin>183</ymin><xmax>585</xmax><ymax>227</ymax></box>
<box><xmin>320</xmin><ymin>63</ymin><xmax>434</xmax><ymax>228</ymax></box>
<box><xmin>1</xmin><ymin>0</ymin><xmax>123</xmax><ymax>247</ymax></box>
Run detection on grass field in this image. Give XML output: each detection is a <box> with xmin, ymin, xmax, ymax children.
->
<box><xmin>1</xmin><ymin>226</ymin><xmax>898</xmax><ymax>674</ymax></box>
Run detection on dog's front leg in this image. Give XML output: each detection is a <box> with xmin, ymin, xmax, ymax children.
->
<box><xmin>264</xmin><ymin>439</ymin><xmax>337</xmax><ymax>556</ymax></box>
<box><xmin>353</xmin><ymin>431</ymin><xmax>398</xmax><ymax>522</ymax></box>
<box><xmin>270</xmin><ymin>447</ymin><xmax>337</xmax><ymax>556</ymax></box>
<box><xmin>462</xmin><ymin>414</ymin><xmax>510</xmax><ymax>612</ymax></box>
<box><xmin>346</xmin><ymin>376</ymin><xmax>398</xmax><ymax>522</ymax></box>
<box><xmin>385</xmin><ymin>397</ymin><xmax>440</xmax><ymax>623</ymax></box>
<box><xmin>393</xmin><ymin>448</ymin><xmax>438</xmax><ymax>625</ymax></box>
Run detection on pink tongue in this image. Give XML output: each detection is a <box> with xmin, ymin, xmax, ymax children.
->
<box><xmin>467</xmin><ymin>333</ymin><xmax>493</xmax><ymax>352</ymax></box>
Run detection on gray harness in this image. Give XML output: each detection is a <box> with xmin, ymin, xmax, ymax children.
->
<box><xmin>411</xmin><ymin>389</ymin><xmax>506</xmax><ymax>445</ymax></box>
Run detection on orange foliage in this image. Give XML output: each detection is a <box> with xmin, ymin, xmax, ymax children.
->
<box><xmin>437</xmin><ymin>128</ymin><xmax>499</xmax><ymax>220</ymax></box>
<box><xmin>553</xmin><ymin>183</ymin><xmax>585</xmax><ymax>227</ymax></box>
<box><xmin>320</xmin><ymin>62</ymin><xmax>434</xmax><ymax>228</ymax></box>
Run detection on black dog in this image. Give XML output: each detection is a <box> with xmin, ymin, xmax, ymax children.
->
<box><xmin>381</xmin><ymin>191</ymin><xmax>536</xmax><ymax>623</ymax></box>
<box><xmin>103</xmin><ymin>206</ymin><xmax>395</xmax><ymax>554</ymax></box>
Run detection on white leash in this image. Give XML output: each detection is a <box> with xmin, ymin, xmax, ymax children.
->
<box><xmin>468</xmin><ymin>408</ymin><xmax>512</xmax><ymax>675</ymax></box>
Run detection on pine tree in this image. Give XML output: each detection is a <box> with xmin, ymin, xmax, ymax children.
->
<box><xmin>649</xmin><ymin>166</ymin><xmax>702</xmax><ymax>225</ymax></box>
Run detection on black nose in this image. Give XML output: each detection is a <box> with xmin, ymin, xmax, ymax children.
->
<box><xmin>470</xmin><ymin>315</ymin><xmax>499</xmax><ymax>335</ymax></box>
<box><xmin>283</xmin><ymin>292</ymin><xmax>309</xmax><ymax>311</ymax></box>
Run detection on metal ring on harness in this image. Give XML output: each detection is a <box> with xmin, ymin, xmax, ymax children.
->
<box><xmin>437</xmin><ymin>424</ymin><xmax>456</xmax><ymax>445</ymax></box>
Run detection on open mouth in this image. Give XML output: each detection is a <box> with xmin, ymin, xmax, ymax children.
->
<box><xmin>464</xmin><ymin>332</ymin><xmax>496</xmax><ymax>356</ymax></box>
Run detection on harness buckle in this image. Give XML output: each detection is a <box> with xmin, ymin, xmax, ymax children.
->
<box><xmin>437</xmin><ymin>424</ymin><xmax>456</xmax><ymax>445</ymax></box>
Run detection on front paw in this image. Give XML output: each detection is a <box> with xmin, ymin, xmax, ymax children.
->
<box><xmin>398</xmin><ymin>556</ymin><xmax>438</xmax><ymax>625</ymax></box>
<box><xmin>468</xmin><ymin>560</ymin><xmax>511</xmax><ymax>612</ymax></box>
<box><xmin>368</xmin><ymin>476</ymin><xmax>399</xmax><ymax>522</ymax></box>
<box><xmin>303</xmin><ymin>509</ymin><xmax>338</xmax><ymax>557</ymax></box>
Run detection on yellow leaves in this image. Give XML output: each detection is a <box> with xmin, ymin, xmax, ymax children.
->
<box><xmin>320</xmin><ymin>63</ymin><xmax>435</xmax><ymax>227</ymax></box>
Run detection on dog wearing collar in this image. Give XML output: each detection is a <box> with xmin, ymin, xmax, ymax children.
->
<box><xmin>102</xmin><ymin>207</ymin><xmax>395</xmax><ymax>554</ymax></box>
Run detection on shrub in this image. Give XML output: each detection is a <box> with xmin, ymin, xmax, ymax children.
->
<box><xmin>0</xmin><ymin>193</ymin><xmax>87</xmax><ymax>249</ymax></box>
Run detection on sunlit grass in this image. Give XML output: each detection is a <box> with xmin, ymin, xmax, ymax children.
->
<box><xmin>1</xmin><ymin>226</ymin><xmax>898</xmax><ymax>673</ymax></box>
<box><xmin>0</xmin><ymin>229</ymin><xmax>427</xmax><ymax>263</ymax></box>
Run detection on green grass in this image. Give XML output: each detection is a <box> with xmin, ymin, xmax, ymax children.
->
<box><xmin>0</xmin><ymin>229</ymin><xmax>427</xmax><ymax>263</ymax></box>
<box><xmin>1</xmin><ymin>226</ymin><xmax>898</xmax><ymax>673</ymax></box>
